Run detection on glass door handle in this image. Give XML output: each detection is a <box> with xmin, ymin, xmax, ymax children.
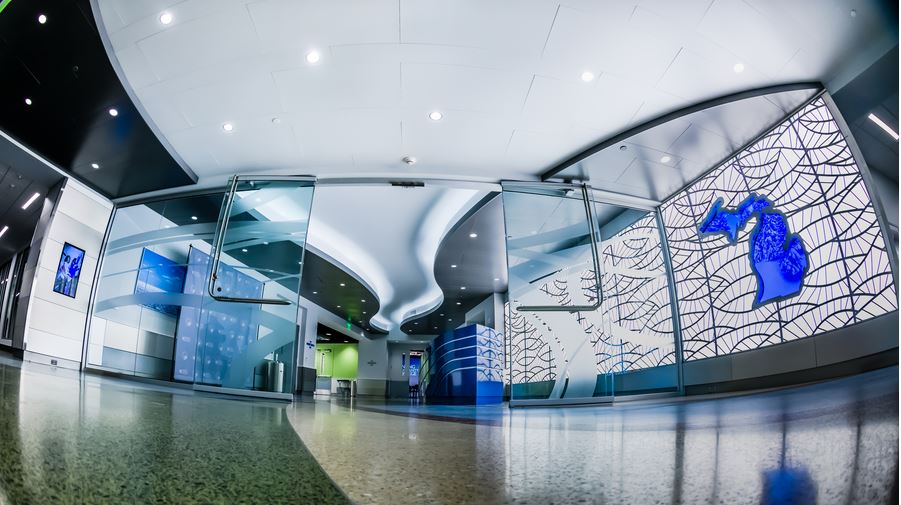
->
<box><xmin>206</xmin><ymin>175</ymin><xmax>296</xmax><ymax>306</ymax></box>
<box><xmin>515</xmin><ymin>184</ymin><xmax>604</xmax><ymax>313</ymax></box>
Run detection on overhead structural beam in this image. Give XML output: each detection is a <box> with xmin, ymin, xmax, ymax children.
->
<box><xmin>540</xmin><ymin>81</ymin><xmax>825</xmax><ymax>182</ymax></box>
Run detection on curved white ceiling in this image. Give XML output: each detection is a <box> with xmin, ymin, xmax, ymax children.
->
<box><xmin>306</xmin><ymin>185</ymin><xmax>483</xmax><ymax>336</ymax></box>
<box><xmin>95</xmin><ymin>0</ymin><xmax>896</xmax><ymax>187</ymax></box>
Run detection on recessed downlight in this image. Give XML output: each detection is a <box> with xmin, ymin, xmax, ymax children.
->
<box><xmin>402</xmin><ymin>156</ymin><xmax>417</xmax><ymax>165</ymax></box>
<box><xmin>159</xmin><ymin>12</ymin><xmax>173</xmax><ymax>25</ymax></box>
<box><xmin>21</xmin><ymin>193</ymin><xmax>40</xmax><ymax>210</ymax></box>
<box><xmin>241</xmin><ymin>248</ymin><xmax>248</xmax><ymax>253</ymax></box>
<box><xmin>733</xmin><ymin>62</ymin><xmax>745</xmax><ymax>73</ymax></box>
<box><xmin>312</xmin><ymin>291</ymin><xmax>318</xmax><ymax>295</ymax></box>
<box><xmin>0</xmin><ymin>226</ymin><xmax>7</xmax><ymax>238</ymax></box>
<box><xmin>580</xmin><ymin>71</ymin><xmax>595</xmax><ymax>82</ymax></box>
<box><xmin>222</xmin><ymin>122</ymin><xmax>234</xmax><ymax>132</ymax></box>
<box><xmin>361</xmin><ymin>299</ymin><xmax>366</xmax><ymax>302</ymax></box>
<box><xmin>305</xmin><ymin>50</ymin><xmax>321</xmax><ymax>64</ymax></box>
<box><xmin>24</xmin><ymin>98</ymin><xmax>32</xmax><ymax>106</ymax></box>
<box><xmin>469</xmin><ymin>232</ymin><xmax>478</xmax><ymax>238</ymax></box>
<box><xmin>660</xmin><ymin>155</ymin><xmax>672</xmax><ymax>163</ymax></box>
<box><xmin>37</xmin><ymin>14</ymin><xmax>47</xmax><ymax>24</ymax></box>
<box><xmin>456</xmin><ymin>302</ymin><xmax>461</xmax><ymax>305</ymax></box>
<box><xmin>337</xmin><ymin>305</ymin><xmax>341</xmax><ymax>308</ymax></box>
<box><xmin>108</xmin><ymin>108</ymin><xmax>119</xmax><ymax>117</ymax></box>
<box><xmin>91</xmin><ymin>163</ymin><xmax>100</xmax><ymax>169</ymax></box>
<box><xmin>339</xmin><ymin>282</ymin><xmax>345</xmax><ymax>287</ymax></box>
<box><xmin>450</xmin><ymin>264</ymin><xmax>457</xmax><ymax>268</ymax></box>
<box><xmin>494</xmin><ymin>278</ymin><xmax>500</xmax><ymax>281</ymax></box>
<box><xmin>460</xmin><ymin>286</ymin><xmax>466</xmax><ymax>290</ymax></box>
<box><xmin>428</xmin><ymin>111</ymin><xmax>443</xmax><ymax>121</ymax></box>
<box><xmin>190</xmin><ymin>216</ymin><xmax>198</xmax><ymax>221</ymax></box>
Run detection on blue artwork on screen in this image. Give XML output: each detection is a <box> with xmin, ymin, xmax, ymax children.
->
<box><xmin>53</xmin><ymin>243</ymin><xmax>85</xmax><ymax>298</ymax></box>
<box><xmin>699</xmin><ymin>194</ymin><xmax>808</xmax><ymax>306</ymax></box>
<box><xmin>134</xmin><ymin>249</ymin><xmax>187</xmax><ymax>316</ymax></box>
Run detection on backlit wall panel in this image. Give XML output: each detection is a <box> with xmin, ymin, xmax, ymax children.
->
<box><xmin>661</xmin><ymin>97</ymin><xmax>897</xmax><ymax>361</ymax></box>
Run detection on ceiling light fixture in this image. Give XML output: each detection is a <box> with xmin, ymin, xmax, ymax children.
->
<box><xmin>222</xmin><ymin>122</ymin><xmax>234</xmax><ymax>132</ymax></box>
<box><xmin>305</xmin><ymin>50</ymin><xmax>321</xmax><ymax>64</ymax></box>
<box><xmin>428</xmin><ymin>111</ymin><xmax>443</xmax><ymax>121</ymax></box>
<box><xmin>339</xmin><ymin>282</ymin><xmax>345</xmax><ymax>287</ymax></box>
<box><xmin>0</xmin><ymin>226</ymin><xmax>7</xmax><ymax>239</ymax></box>
<box><xmin>337</xmin><ymin>305</ymin><xmax>341</xmax><ymax>308</ymax></box>
<box><xmin>660</xmin><ymin>155</ymin><xmax>672</xmax><ymax>163</ymax></box>
<box><xmin>37</xmin><ymin>14</ymin><xmax>47</xmax><ymax>24</ymax></box>
<box><xmin>361</xmin><ymin>299</ymin><xmax>366</xmax><ymax>302</ymax></box>
<box><xmin>21</xmin><ymin>193</ymin><xmax>40</xmax><ymax>210</ymax></box>
<box><xmin>91</xmin><ymin>163</ymin><xmax>100</xmax><ymax>169</ymax></box>
<box><xmin>469</xmin><ymin>232</ymin><xmax>478</xmax><ymax>238</ymax></box>
<box><xmin>733</xmin><ymin>63</ymin><xmax>745</xmax><ymax>73</ymax></box>
<box><xmin>159</xmin><ymin>12</ymin><xmax>173</xmax><ymax>25</ymax></box>
<box><xmin>868</xmin><ymin>113</ymin><xmax>899</xmax><ymax>141</ymax></box>
<box><xmin>450</xmin><ymin>264</ymin><xmax>457</xmax><ymax>268</ymax></box>
<box><xmin>494</xmin><ymin>278</ymin><xmax>500</xmax><ymax>281</ymax></box>
<box><xmin>402</xmin><ymin>156</ymin><xmax>417</xmax><ymax>165</ymax></box>
<box><xmin>108</xmin><ymin>108</ymin><xmax>119</xmax><ymax>117</ymax></box>
<box><xmin>241</xmin><ymin>248</ymin><xmax>248</xmax><ymax>253</ymax></box>
<box><xmin>312</xmin><ymin>291</ymin><xmax>318</xmax><ymax>294</ymax></box>
<box><xmin>456</xmin><ymin>302</ymin><xmax>461</xmax><ymax>305</ymax></box>
<box><xmin>580</xmin><ymin>71</ymin><xmax>595</xmax><ymax>82</ymax></box>
<box><xmin>190</xmin><ymin>216</ymin><xmax>198</xmax><ymax>221</ymax></box>
<box><xmin>24</xmin><ymin>98</ymin><xmax>32</xmax><ymax>106</ymax></box>
<box><xmin>460</xmin><ymin>286</ymin><xmax>466</xmax><ymax>290</ymax></box>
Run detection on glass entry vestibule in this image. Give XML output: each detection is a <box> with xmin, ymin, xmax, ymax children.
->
<box><xmin>85</xmin><ymin>176</ymin><xmax>314</xmax><ymax>399</ymax></box>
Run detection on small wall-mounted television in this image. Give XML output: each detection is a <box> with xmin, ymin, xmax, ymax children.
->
<box><xmin>53</xmin><ymin>243</ymin><xmax>85</xmax><ymax>298</ymax></box>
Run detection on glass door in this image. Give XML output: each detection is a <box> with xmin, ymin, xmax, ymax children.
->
<box><xmin>190</xmin><ymin>176</ymin><xmax>315</xmax><ymax>397</ymax></box>
<box><xmin>502</xmin><ymin>182</ymin><xmax>612</xmax><ymax>403</ymax></box>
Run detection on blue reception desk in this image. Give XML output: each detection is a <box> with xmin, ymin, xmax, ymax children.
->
<box><xmin>424</xmin><ymin>324</ymin><xmax>504</xmax><ymax>404</ymax></box>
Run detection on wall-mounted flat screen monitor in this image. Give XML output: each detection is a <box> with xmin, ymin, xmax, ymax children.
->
<box><xmin>53</xmin><ymin>243</ymin><xmax>85</xmax><ymax>298</ymax></box>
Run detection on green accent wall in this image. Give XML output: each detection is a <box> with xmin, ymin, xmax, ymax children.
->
<box><xmin>315</xmin><ymin>344</ymin><xmax>358</xmax><ymax>379</ymax></box>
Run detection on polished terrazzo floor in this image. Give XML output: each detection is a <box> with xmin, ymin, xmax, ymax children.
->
<box><xmin>0</xmin><ymin>355</ymin><xmax>347</xmax><ymax>504</ymax></box>
<box><xmin>288</xmin><ymin>367</ymin><xmax>900</xmax><ymax>505</ymax></box>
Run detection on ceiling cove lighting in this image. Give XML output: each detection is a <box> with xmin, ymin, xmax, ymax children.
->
<box><xmin>21</xmin><ymin>193</ymin><xmax>40</xmax><ymax>210</ymax></box>
<box><xmin>37</xmin><ymin>14</ymin><xmax>47</xmax><ymax>24</ymax></box>
<box><xmin>580</xmin><ymin>71</ymin><xmax>595</xmax><ymax>82</ymax></box>
<box><xmin>428</xmin><ymin>111</ymin><xmax>443</xmax><ymax>121</ymax></box>
<box><xmin>0</xmin><ymin>226</ymin><xmax>7</xmax><ymax>239</ymax></box>
<box><xmin>868</xmin><ymin>113</ymin><xmax>899</xmax><ymax>141</ymax></box>
<box><xmin>108</xmin><ymin>108</ymin><xmax>119</xmax><ymax>117</ymax></box>
<box><xmin>305</xmin><ymin>50</ymin><xmax>321</xmax><ymax>64</ymax></box>
<box><xmin>733</xmin><ymin>63</ymin><xmax>745</xmax><ymax>73</ymax></box>
<box><xmin>159</xmin><ymin>12</ymin><xmax>173</xmax><ymax>25</ymax></box>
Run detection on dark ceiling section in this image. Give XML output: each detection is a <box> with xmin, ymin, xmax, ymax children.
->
<box><xmin>143</xmin><ymin>194</ymin><xmax>383</xmax><ymax>332</ymax></box>
<box><xmin>400</xmin><ymin>193</ymin><xmax>508</xmax><ymax>335</ymax></box>
<box><xmin>0</xmin><ymin>133</ymin><xmax>64</xmax><ymax>263</ymax></box>
<box><xmin>833</xmin><ymin>45</ymin><xmax>899</xmax><ymax>184</ymax></box>
<box><xmin>316</xmin><ymin>323</ymin><xmax>358</xmax><ymax>344</ymax></box>
<box><xmin>0</xmin><ymin>0</ymin><xmax>195</xmax><ymax>198</ymax></box>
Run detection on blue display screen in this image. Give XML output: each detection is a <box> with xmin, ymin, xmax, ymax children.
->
<box><xmin>53</xmin><ymin>243</ymin><xmax>85</xmax><ymax>298</ymax></box>
<box><xmin>134</xmin><ymin>248</ymin><xmax>187</xmax><ymax>317</ymax></box>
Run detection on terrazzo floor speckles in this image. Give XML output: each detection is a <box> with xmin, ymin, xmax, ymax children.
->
<box><xmin>0</xmin><ymin>357</ymin><xmax>348</xmax><ymax>504</ymax></box>
<box><xmin>287</xmin><ymin>367</ymin><xmax>899</xmax><ymax>505</ymax></box>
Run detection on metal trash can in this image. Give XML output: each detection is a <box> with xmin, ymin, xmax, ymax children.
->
<box><xmin>267</xmin><ymin>360</ymin><xmax>285</xmax><ymax>393</ymax></box>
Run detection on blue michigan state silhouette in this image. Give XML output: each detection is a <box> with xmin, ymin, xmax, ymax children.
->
<box><xmin>698</xmin><ymin>194</ymin><xmax>808</xmax><ymax>306</ymax></box>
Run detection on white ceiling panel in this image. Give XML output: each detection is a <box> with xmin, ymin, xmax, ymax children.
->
<box><xmin>95</xmin><ymin>0</ymin><xmax>894</xmax><ymax>193</ymax></box>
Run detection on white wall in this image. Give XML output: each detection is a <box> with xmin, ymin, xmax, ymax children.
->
<box><xmin>21</xmin><ymin>180</ymin><xmax>113</xmax><ymax>368</ymax></box>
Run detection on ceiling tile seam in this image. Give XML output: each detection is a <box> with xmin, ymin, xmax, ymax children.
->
<box><xmin>654</xmin><ymin>46</ymin><xmax>683</xmax><ymax>88</ymax></box>
<box><xmin>540</xmin><ymin>4</ymin><xmax>561</xmax><ymax>58</ymax></box>
<box><xmin>396</xmin><ymin>0</ymin><xmax>401</xmax><ymax>43</ymax></box>
<box><xmin>666</xmin><ymin>123</ymin><xmax>696</xmax><ymax>152</ymax></box>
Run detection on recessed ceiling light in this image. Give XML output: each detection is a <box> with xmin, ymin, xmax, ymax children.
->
<box><xmin>868</xmin><ymin>113</ymin><xmax>899</xmax><ymax>141</ymax></box>
<box><xmin>263</xmin><ymin>241</ymin><xmax>269</xmax><ymax>245</ymax></box>
<box><xmin>460</xmin><ymin>286</ymin><xmax>466</xmax><ymax>290</ymax></box>
<box><xmin>402</xmin><ymin>156</ymin><xmax>417</xmax><ymax>165</ymax></box>
<box><xmin>189</xmin><ymin>215</ymin><xmax>197</xmax><ymax>220</ymax></box>
<box><xmin>363</xmin><ymin>311</ymin><xmax>367</xmax><ymax>314</ymax></box>
<box><xmin>361</xmin><ymin>299</ymin><xmax>366</xmax><ymax>302</ymax></box>
<box><xmin>326</xmin><ymin>333</ymin><xmax>331</xmax><ymax>336</ymax></box>
<box><xmin>305</xmin><ymin>50</ymin><xmax>321</xmax><ymax>64</ymax></box>
<box><xmin>222</xmin><ymin>122</ymin><xmax>234</xmax><ymax>132</ymax></box>
<box><xmin>450</xmin><ymin>264</ymin><xmax>457</xmax><ymax>268</ymax></box>
<box><xmin>440</xmin><ymin>313</ymin><xmax>444</xmax><ymax>316</ymax></box>
<box><xmin>850</xmin><ymin>9</ymin><xmax>857</xmax><ymax>17</ymax></box>
<box><xmin>494</xmin><ymin>278</ymin><xmax>500</xmax><ymax>281</ymax></box>
<box><xmin>456</xmin><ymin>302</ymin><xmax>461</xmax><ymax>305</ymax></box>
<box><xmin>21</xmin><ymin>193</ymin><xmax>40</xmax><ymax>210</ymax></box>
<box><xmin>24</xmin><ymin>98</ymin><xmax>32</xmax><ymax>106</ymax></box>
<box><xmin>159</xmin><ymin>12</ymin><xmax>173</xmax><ymax>25</ymax></box>
<box><xmin>0</xmin><ymin>226</ymin><xmax>7</xmax><ymax>238</ymax></box>
<box><xmin>660</xmin><ymin>155</ymin><xmax>672</xmax><ymax>163</ymax></box>
<box><xmin>469</xmin><ymin>232</ymin><xmax>478</xmax><ymax>238</ymax></box>
<box><xmin>108</xmin><ymin>108</ymin><xmax>118</xmax><ymax>117</ymax></box>
<box><xmin>37</xmin><ymin>14</ymin><xmax>47</xmax><ymax>24</ymax></box>
<box><xmin>428</xmin><ymin>111</ymin><xmax>443</xmax><ymax>121</ymax></box>
<box><xmin>580</xmin><ymin>71</ymin><xmax>595</xmax><ymax>82</ymax></box>
<box><xmin>339</xmin><ymin>282</ymin><xmax>345</xmax><ymax>287</ymax></box>
<box><xmin>733</xmin><ymin>63</ymin><xmax>745</xmax><ymax>73</ymax></box>
<box><xmin>414</xmin><ymin>322</ymin><xmax>418</xmax><ymax>325</ymax></box>
<box><xmin>312</xmin><ymin>291</ymin><xmax>318</xmax><ymax>294</ymax></box>
<box><xmin>241</xmin><ymin>248</ymin><xmax>248</xmax><ymax>253</ymax></box>
<box><xmin>91</xmin><ymin>163</ymin><xmax>100</xmax><ymax>169</ymax></box>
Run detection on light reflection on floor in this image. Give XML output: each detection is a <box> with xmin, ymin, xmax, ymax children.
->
<box><xmin>287</xmin><ymin>367</ymin><xmax>899</xmax><ymax>504</ymax></box>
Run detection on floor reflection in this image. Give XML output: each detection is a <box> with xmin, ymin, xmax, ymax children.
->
<box><xmin>0</xmin><ymin>355</ymin><xmax>347</xmax><ymax>504</ymax></box>
<box><xmin>288</xmin><ymin>367</ymin><xmax>899</xmax><ymax>504</ymax></box>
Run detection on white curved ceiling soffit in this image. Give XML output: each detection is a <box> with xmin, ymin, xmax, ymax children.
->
<box><xmin>95</xmin><ymin>0</ymin><xmax>896</xmax><ymax>188</ymax></box>
<box><xmin>306</xmin><ymin>185</ymin><xmax>484</xmax><ymax>336</ymax></box>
